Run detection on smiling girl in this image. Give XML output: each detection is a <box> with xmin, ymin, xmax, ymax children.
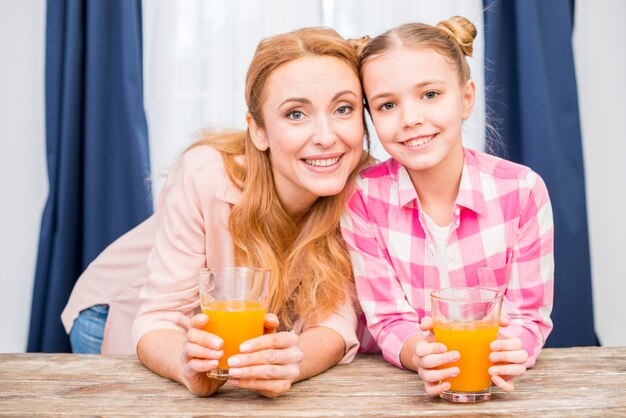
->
<box><xmin>342</xmin><ymin>17</ymin><xmax>554</xmax><ymax>396</ymax></box>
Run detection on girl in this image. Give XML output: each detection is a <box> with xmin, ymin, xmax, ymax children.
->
<box><xmin>342</xmin><ymin>17</ymin><xmax>554</xmax><ymax>396</ymax></box>
<box><xmin>62</xmin><ymin>27</ymin><xmax>372</xmax><ymax>398</ymax></box>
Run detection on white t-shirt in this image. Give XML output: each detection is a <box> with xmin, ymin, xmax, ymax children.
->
<box><xmin>422</xmin><ymin>212</ymin><xmax>452</xmax><ymax>288</ymax></box>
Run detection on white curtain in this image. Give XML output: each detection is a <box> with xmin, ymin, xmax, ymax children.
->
<box><xmin>142</xmin><ymin>0</ymin><xmax>484</xmax><ymax>197</ymax></box>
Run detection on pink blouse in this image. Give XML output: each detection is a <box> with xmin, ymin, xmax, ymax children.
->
<box><xmin>62</xmin><ymin>145</ymin><xmax>359</xmax><ymax>362</ymax></box>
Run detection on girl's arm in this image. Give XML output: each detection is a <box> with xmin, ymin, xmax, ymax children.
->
<box><xmin>340</xmin><ymin>186</ymin><xmax>426</xmax><ymax>368</ymax></box>
<box><xmin>499</xmin><ymin>171</ymin><xmax>555</xmax><ymax>367</ymax></box>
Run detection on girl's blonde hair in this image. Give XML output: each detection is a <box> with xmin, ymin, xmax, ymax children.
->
<box><xmin>352</xmin><ymin>16</ymin><xmax>477</xmax><ymax>85</ymax></box>
<box><xmin>189</xmin><ymin>27</ymin><xmax>371</xmax><ymax>328</ymax></box>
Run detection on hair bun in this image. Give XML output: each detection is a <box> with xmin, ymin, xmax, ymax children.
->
<box><xmin>348</xmin><ymin>35</ymin><xmax>371</xmax><ymax>59</ymax></box>
<box><xmin>436</xmin><ymin>16</ymin><xmax>477</xmax><ymax>57</ymax></box>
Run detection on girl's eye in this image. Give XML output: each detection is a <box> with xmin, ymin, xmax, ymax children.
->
<box><xmin>424</xmin><ymin>91</ymin><xmax>439</xmax><ymax>100</ymax></box>
<box><xmin>287</xmin><ymin>110</ymin><xmax>304</xmax><ymax>120</ymax></box>
<box><xmin>378</xmin><ymin>102</ymin><xmax>396</xmax><ymax>111</ymax></box>
<box><xmin>336</xmin><ymin>105</ymin><xmax>353</xmax><ymax>115</ymax></box>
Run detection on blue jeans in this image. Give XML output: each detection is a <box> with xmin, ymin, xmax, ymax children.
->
<box><xmin>69</xmin><ymin>304</ymin><xmax>109</xmax><ymax>354</ymax></box>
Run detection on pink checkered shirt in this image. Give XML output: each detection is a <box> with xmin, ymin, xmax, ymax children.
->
<box><xmin>341</xmin><ymin>148</ymin><xmax>554</xmax><ymax>368</ymax></box>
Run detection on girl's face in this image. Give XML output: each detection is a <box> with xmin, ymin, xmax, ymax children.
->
<box><xmin>248</xmin><ymin>56</ymin><xmax>364</xmax><ymax>217</ymax></box>
<box><xmin>362</xmin><ymin>47</ymin><xmax>475</xmax><ymax>179</ymax></box>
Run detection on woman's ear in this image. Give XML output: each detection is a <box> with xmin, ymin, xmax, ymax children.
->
<box><xmin>246</xmin><ymin>112</ymin><xmax>269</xmax><ymax>151</ymax></box>
<box><xmin>461</xmin><ymin>79</ymin><xmax>476</xmax><ymax>121</ymax></box>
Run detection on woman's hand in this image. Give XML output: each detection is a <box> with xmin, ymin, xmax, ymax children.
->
<box><xmin>179</xmin><ymin>313</ymin><xmax>226</xmax><ymax>396</ymax></box>
<box><xmin>226</xmin><ymin>314</ymin><xmax>303</xmax><ymax>398</ymax></box>
<box><xmin>409</xmin><ymin>316</ymin><xmax>460</xmax><ymax>396</ymax></box>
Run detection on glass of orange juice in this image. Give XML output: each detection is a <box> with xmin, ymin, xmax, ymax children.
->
<box><xmin>430</xmin><ymin>287</ymin><xmax>502</xmax><ymax>403</ymax></box>
<box><xmin>199</xmin><ymin>267</ymin><xmax>269</xmax><ymax>380</ymax></box>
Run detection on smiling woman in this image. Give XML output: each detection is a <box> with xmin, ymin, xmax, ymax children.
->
<box><xmin>61</xmin><ymin>27</ymin><xmax>373</xmax><ymax>398</ymax></box>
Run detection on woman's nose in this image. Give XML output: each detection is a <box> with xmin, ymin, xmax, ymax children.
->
<box><xmin>311</xmin><ymin>117</ymin><xmax>337</xmax><ymax>147</ymax></box>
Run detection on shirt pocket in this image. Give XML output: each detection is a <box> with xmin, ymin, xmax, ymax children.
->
<box><xmin>477</xmin><ymin>263</ymin><xmax>510</xmax><ymax>294</ymax></box>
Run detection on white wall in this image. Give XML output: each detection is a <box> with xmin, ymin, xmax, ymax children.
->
<box><xmin>0</xmin><ymin>0</ymin><xmax>47</xmax><ymax>352</ymax></box>
<box><xmin>0</xmin><ymin>1</ymin><xmax>624</xmax><ymax>352</ymax></box>
<box><xmin>574</xmin><ymin>0</ymin><xmax>626</xmax><ymax>346</ymax></box>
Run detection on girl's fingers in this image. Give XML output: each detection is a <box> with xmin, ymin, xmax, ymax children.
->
<box><xmin>423</xmin><ymin>380</ymin><xmax>451</xmax><ymax>396</ymax></box>
<box><xmin>415</xmin><ymin>350</ymin><xmax>460</xmax><ymax>370</ymax></box>
<box><xmin>490</xmin><ymin>349</ymin><xmax>528</xmax><ymax>365</ymax></box>
<box><xmin>419</xmin><ymin>316</ymin><xmax>433</xmax><ymax>331</ymax></box>
<box><xmin>414</xmin><ymin>340</ymin><xmax>446</xmax><ymax>358</ymax></box>
<box><xmin>499</xmin><ymin>312</ymin><xmax>510</xmax><ymax>327</ymax></box>
<box><xmin>489</xmin><ymin>363</ymin><xmax>526</xmax><ymax>378</ymax></box>
<box><xmin>418</xmin><ymin>366</ymin><xmax>459</xmax><ymax>384</ymax></box>
<box><xmin>491</xmin><ymin>374</ymin><xmax>515</xmax><ymax>392</ymax></box>
<box><xmin>491</xmin><ymin>336</ymin><xmax>523</xmax><ymax>352</ymax></box>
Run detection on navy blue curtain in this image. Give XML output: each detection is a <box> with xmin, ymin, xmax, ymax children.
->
<box><xmin>28</xmin><ymin>0</ymin><xmax>152</xmax><ymax>352</ymax></box>
<box><xmin>483</xmin><ymin>0</ymin><xmax>597</xmax><ymax>346</ymax></box>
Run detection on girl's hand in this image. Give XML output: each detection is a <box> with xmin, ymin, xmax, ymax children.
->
<box><xmin>412</xmin><ymin>316</ymin><xmax>460</xmax><ymax>396</ymax></box>
<box><xmin>489</xmin><ymin>335</ymin><xmax>528</xmax><ymax>392</ymax></box>
<box><xmin>180</xmin><ymin>313</ymin><xmax>226</xmax><ymax>396</ymax></box>
<box><xmin>226</xmin><ymin>314</ymin><xmax>303</xmax><ymax>398</ymax></box>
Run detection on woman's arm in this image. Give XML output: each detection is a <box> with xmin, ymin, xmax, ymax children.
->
<box><xmin>223</xmin><ymin>325</ymin><xmax>343</xmax><ymax>398</ymax></box>
<box><xmin>136</xmin><ymin>325</ymin><xmax>226</xmax><ymax>397</ymax></box>
<box><xmin>297</xmin><ymin>326</ymin><xmax>345</xmax><ymax>380</ymax></box>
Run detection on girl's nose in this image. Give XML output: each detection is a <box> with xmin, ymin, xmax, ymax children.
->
<box><xmin>402</xmin><ymin>103</ymin><xmax>424</xmax><ymax>128</ymax></box>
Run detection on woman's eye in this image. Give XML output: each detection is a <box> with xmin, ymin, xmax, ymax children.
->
<box><xmin>336</xmin><ymin>105</ymin><xmax>353</xmax><ymax>115</ymax></box>
<box><xmin>378</xmin><ymin>102</ymin><xmax>396</xmax><ymax>111</ymax></box>
<box><xmin>424</xmin><ymin>91</ymin><xmax>439</xmax><ymax>100</ymax></box>
<box><xmin>287</xmin><ymin>110</ymin><xmax>303</xmax><ymax>120</ymax></box>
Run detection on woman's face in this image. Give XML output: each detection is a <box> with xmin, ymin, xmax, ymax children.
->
<box><xmin>248</xmin><ymin>56</ymin><xmax>364</xmax><ymax>217</ymax></box>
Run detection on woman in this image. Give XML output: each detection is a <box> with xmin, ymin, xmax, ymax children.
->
<box><xmin>62</xmin><ymin>27</ymin><xmax>372</xmax><ymax>398</ymax></box>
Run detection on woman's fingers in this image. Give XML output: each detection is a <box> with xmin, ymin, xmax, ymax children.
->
<box><xmin>228</xmin><ymin>362</ymin><xmax>301</xmax><ymax>381</ymax></box>
<box><xmin>182</xmin><ymin>341</ymin><xmax>223</xmax><ymax>361</ymax></box>
<box><xmin>184</xmin><ymin>358</ymin><xmax>219</xmax><ymax>374</ymax></box>
<box><xmin>240</xmin><ymin>331</ymin><xmax>298</xmax><ymax>353</ymax></box>
<box><xmin>263</xmin><ymin>313</ymin><xmax>280</xmax><ymax>334</ymax></box>
<box><xmin>189</xmin><ymin>313</ymin><xmax>209</xmax><ymax>328</ymax></box>
<box><xmin>230</xmin><ymin>378</ymin><xmax>293</xmax><ymax>398</ymax></box>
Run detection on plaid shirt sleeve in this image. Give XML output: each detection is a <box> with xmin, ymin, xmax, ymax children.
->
<box><xmin>341</xmin><ymin>183</ymin><xmax>427</xmax><ymax>368</ymax></box>
<box><xmin>498</xmin><ymin>171</ymin><xmax>554</xmax><ymax>367</ymax></box>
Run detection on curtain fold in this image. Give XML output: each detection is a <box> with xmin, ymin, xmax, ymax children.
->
<box><xmin>483</xmin><ymin>0</ymin><xmax>597</xmax><ymax>346</ymax></box>
<box><xmin>28</xmin><ymin>0</ymin><xmax>152</xmax><ymax>352</ymax></box>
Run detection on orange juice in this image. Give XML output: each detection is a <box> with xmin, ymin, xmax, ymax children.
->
<box><xmin>203</xmin><ymin>300</ymin><xmax>265</xmax><ymax>369</ymax></box>
<box><xmin>433</xmin><ymin>321</ymin><xmax>499</xmax><ymax>392</ymax></box>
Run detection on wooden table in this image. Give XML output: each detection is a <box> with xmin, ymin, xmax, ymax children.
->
<box><xmin>1</xmin><ymin>347</ymin><xmax>625</xmax><ymax>417</ymax></box>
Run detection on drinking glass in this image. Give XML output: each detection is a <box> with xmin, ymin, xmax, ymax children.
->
<box><xmin>430</xmin><ymin>287</ymin><xmax>503</xmax><ymax>403</ymax></box>
<box><xmin>199</xmin><ymin>267</ymin><xmax>270</xmax><ymax>380</ymax></box>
